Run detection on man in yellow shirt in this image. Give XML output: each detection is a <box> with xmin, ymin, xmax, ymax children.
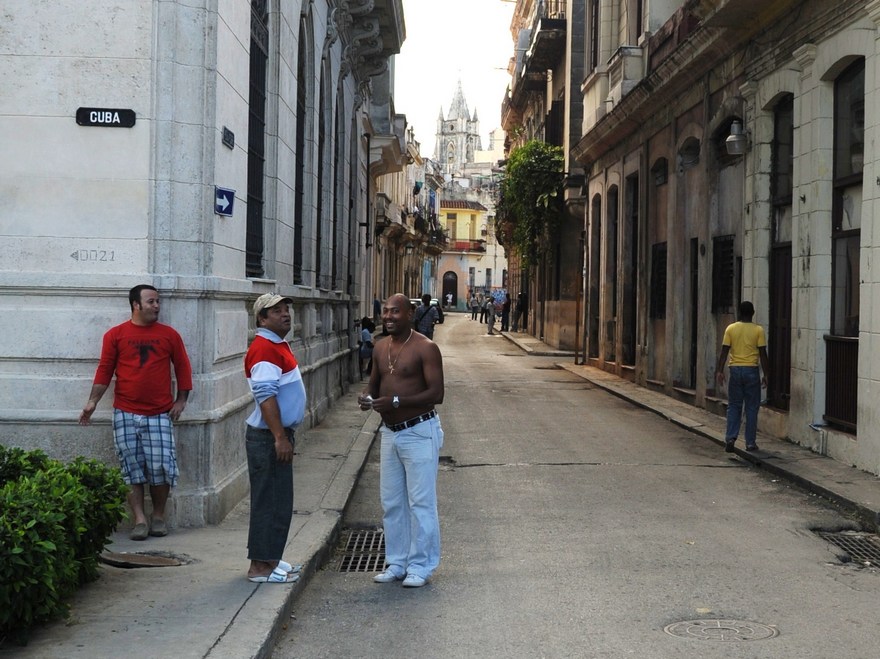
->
<box><xmin>715</xmin><ymin>301</ymin><xmax>771</xmax><ymax>452</ymax></box>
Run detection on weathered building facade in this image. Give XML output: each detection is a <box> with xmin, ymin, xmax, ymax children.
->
<box><xmin>566</xmin><ymin>0</ymin><xmax>880</xmax><ymax>475</ymax></box>
<box><xmin>501</xmin><ymin>0</ymin><xmax>586</xmax><ymax>349</ymax></box>
<box><xmin>373</xmin><ymin>124</ymin><xmax>446</xmax><ymax>302</ymax></box>
<box><xmin>0</xmin><ymin>0</ymin><xmax>406</xmax><ymax>525</ymax></box>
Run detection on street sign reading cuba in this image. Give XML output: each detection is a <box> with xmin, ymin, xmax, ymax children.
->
<box><xmin>76</xmin><ymin>107</ymin><xmax>136</xmax><ymax>127</ymax></box>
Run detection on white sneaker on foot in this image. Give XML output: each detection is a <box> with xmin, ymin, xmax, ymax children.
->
<box><xmin>402</xmin><ymin>574</ymin><xmax>427</xmax><ymax>588</ymax></box>
<box><xmin>373</xmin><ymin>569</ymin><xmax>403</xmax><ymax>583</ymax></box>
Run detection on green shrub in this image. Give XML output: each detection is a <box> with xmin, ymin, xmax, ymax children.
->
<box><xmin>63</xmin><ymin>458</ymin><xmax>128</xmax><ymax>583</ymax></box>
<box><xmin>0</xmin><ymin>450</ymin><xmax>127</xmax><ymax>645</ymax></box>
<box><xmin>0</xmin><ymin>445</ymin><xmax>51</xmax><ymax>486</ymax></box>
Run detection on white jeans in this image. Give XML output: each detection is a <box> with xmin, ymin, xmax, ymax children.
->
<box><xmin>379</xmin><ymin>415</ymin><xmax>443</xmax><ymax>579</ymax></box>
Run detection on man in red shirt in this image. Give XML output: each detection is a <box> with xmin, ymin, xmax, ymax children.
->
<box><xmin>80</xmin><ymin>285</ymin><xmax>193</xmax><ymax>540</ymax></box>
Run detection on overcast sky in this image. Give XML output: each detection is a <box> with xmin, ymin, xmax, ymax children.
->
<box><xmin>393</xmin><ymin>0</ymin><xmax>516</xmax><ymax>159</ymax></box>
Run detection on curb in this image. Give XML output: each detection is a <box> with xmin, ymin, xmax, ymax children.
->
<box><xmin>206</xmin><ymin>413</ymin><xmax>382</xmax><ymax>659</ymax></box>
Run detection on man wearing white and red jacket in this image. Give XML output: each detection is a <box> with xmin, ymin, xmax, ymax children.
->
<box><xmin>243</xmin><ymin>293</ymin><xmax>307</xmax><ymax>583</ymax></box>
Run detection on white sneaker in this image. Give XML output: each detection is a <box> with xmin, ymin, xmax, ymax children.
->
<box><xmin>402</xmin><ymin>574</ymin><xmax>427</xmax><ymax>588</ymax></box>
<box><xmin>373</xmin><ymin>569</ymin><xmax>403</xmax><ymax>583</ymax></box>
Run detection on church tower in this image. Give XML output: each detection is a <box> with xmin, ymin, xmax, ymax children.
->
<box><xmin>434</xmin><ymin>81</ymin><xmax>482</xmax><ymax>177</ymax></box>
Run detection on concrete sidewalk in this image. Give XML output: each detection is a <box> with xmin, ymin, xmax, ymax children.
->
<box><xmin>5</xmin><ymin>330</ymin><xmax>880</xmax><ymax>658</ymax></box>
<box><xmin>1</xmin><ymin>401</ymin><xmax>382</xmax><ymax>659</ymax></box>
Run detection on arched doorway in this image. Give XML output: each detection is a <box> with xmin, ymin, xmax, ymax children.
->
<box><xmin>442</xmin><ymin>272</ymin><xmax>458</xmax><ymax>309</ymax></box>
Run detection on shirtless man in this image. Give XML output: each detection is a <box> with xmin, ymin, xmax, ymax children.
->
<box><xmin>358</xmin><ymin>293</ymin><xmax>445</xmax><ymax>587</ymax></box>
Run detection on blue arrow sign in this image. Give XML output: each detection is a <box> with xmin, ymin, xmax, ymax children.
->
<box><xmin>215</xmin><ymin>187</ymin><xmax>235</xmax><ymax>216</ymax></box>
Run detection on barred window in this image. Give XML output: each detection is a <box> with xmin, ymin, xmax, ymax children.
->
<box><xmin>649</xmin><ymin>242</ymin><xmax>667</xmax><ymax>319</ymax></box>
<box><xmin>831</xmin><ymin>58</ymin><xmax>864</xmax><ymax>337</ymax></box>
<box><xmin>293</xmin><ymin>19</ymin><xmax>308</xmax><ymax>285</ymax></box>
<box><xmin>712</xmin><ymin>235</ymin><xmax>735</xmax><ymax>313</ymax></box>
<box><xmin>246</xmin><ymin>0</ymin><xmax>269</xmax><ymax>277</ymax></box>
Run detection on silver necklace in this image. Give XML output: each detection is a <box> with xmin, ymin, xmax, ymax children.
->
<box><xmin>387</xmin><ymin>329</ymin><xmax>413</xmax><ymax>374</ymax></box>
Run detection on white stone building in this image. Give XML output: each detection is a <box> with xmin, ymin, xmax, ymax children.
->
<box><xmin>0</xmin><ymin>0</ymin><xmax>406</xmax><ymax>525</ymax></box>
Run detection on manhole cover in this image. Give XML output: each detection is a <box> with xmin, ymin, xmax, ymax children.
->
<box><xmin>336</xmin><ymin>528</ymin><xmax>385</xmax><ymax>573</ymax></box>
<box><xmin>816</xmin><ymin>530</ymin><xmax>880</xmax><ymax>565</ymax></box>
<box><xmin>100</xmin><ymin>551</ymin><xmax>187</xmax><ymax>568</ymax></box>
<box><xmin>664</xmin><ymin>619</ymin><xmax>779</xmax><ymax>642</ymax></box>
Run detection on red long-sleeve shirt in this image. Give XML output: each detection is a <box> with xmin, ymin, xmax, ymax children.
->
<box><xmin>93</xmin><ymin>321</ymin><xmax>193</xmax><ymax>415</ymax></box>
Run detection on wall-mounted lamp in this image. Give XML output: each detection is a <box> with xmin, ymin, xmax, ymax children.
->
<box><xmin>725</xmin><ymin>120</ymin><xmax>749</xmax><ymax>156</ymax></box>
<box><xmin>405</xmin><ymin>242</ymin><xmax>414</xmax><ymax>255</ymax></box>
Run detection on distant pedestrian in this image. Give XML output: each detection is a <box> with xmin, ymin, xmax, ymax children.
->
<box><xmin>479</xmin><ymin>295</ymin><xmax>490</xmax><ymax>324</ymax></box>
<box><xmin>469</xmin><ymin>294</ymin><xmax>479</xmax><ymax>320</ymax></box>
<box><xmin>359</xmin><ymin>316</ymin><xmax>376</xmax><ymax>378</ymax></box>
<box><xmin>373</xmin><ymin>296</ymin><xmax>382</xmax><ymax>324</ymax></box>
<box><xmin>715</xmin><ymin>300</ymin><xmax>770</xmax><ymax>453</ymax></box>
<box><xmin>413</xmin><ymin>293</ymin><xmax>440</xmax><ymax>340</ymax></box>
<box><xmin>511</xmin><ymin>292</ymin><xmax>527</xmax><ymax>332</ymax></box>
<box><xmin>445</xmin><ymin>292</ymin><xmax>453</xmax><ymax>308</ymax></box>
<box><xmin>79</xmin><ymin>284</ymin><xmax>192</xmax><ymax>541</ymax></box>
<box><xmin>486</xmin><ymin>298</ymin><xmax>498</xmax><ymax>335</ymax></box>
<box><xmin>501</xmin><ymin>293</ymin><xmax>511</xmax><ymax>332</ymax></box>
<box><xmin>358</xmin><ymin>293</ymin><xmax>445</xmax><ymax>588</ymax></box>
<box><xmin>243</xmin><ymin>293</ymin><xmax>307</xmax><ymax>583</ymax></box>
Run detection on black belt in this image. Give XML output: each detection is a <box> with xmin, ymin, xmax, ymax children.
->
<box><xmin>385</xmin><ymin>410</ymin><xmax>437</xmax><ymax>432</ymax></box>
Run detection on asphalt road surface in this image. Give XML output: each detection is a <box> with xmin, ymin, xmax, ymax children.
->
<box><xmin>273</xmin><ymin>313</ymin><xmax>880</xmax><ymax>659</ymax></box>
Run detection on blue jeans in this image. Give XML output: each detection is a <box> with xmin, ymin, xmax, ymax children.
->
<box><xmin>725</xmin><ymin>366</ymin><xmax>760</xmax><ymax>447</ymax></box>
<box><xmin>379</xmin><ymin>415</ymin><xmax>444</xmax><ymax>579</ymax></box>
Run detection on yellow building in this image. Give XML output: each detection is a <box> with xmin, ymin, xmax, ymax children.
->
<box><xmin>437</xmin><ymin>200</ymin><xmax>506</xmax><ymax>309</ymax></box>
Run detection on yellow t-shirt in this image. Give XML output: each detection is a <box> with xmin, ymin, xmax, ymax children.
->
<box><xmin>722</xmin><ymin>321</ymin><xmax>766</xmax><ymax>367</ymax></box>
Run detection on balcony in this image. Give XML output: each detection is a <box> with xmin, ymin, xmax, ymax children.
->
<box><xmin>501</xmin><ymin>86</ymin><xmax>522</xmax><ymax>131</ymax></box>
<box><xmin>425</xmin><ymin>227</ymin><xmax>447</xmax><ymax>255</ymax></box>
<box><xmin>523</xmin><ymin>0</ymin><xmax>567</xmax><ymax>76</ymax></box>
<box><xmin>607</xmin><ymin>45</ymin><xmax>644</xmax><ymax>105</ymax></box>
<box><xmin>375</xmin><ymin>192</ymin><xmax>406</xmax><ymax>238</ymax></box>
<box><xmin>448</xmin><ymin>239</ymin><xmax>486</xmax><ymax>253</ymax></box>
<box><xmin>509</xmin><ymin>67</ymin><xmax>549</xmax><ymax>112</ymax></box>
<box><xmin>507</xmin><ymin>0</ymin><xmax>567</xmax><ymax>114</ymax></box>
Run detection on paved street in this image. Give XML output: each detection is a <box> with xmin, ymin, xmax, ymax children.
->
<box><xmin>273</xmin><ymin>313</ymin><xmax>880</xmax><ymax>659</ymax></box>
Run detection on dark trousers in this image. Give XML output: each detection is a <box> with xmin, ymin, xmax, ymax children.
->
<box><xmin>246</xmin><ymin>426</ymin><xmax>294</xmax><ymax>561</ymax></box>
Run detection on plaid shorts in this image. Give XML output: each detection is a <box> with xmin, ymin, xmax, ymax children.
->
<box><xmin>112</xmin><ymin>409</ymin><xmax>178</xmax><ymax>486</ymax></box>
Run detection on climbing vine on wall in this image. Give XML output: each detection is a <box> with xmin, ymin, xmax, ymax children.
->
<box><xmin>496</xmin><ymin>140</ymin><xmax>564</xmax><ymax>269</ymax></box>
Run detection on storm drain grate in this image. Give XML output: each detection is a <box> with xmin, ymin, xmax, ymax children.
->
<box><xmin>816</xmin><ymin>530</ymin><xmax>880</xmax><ymax>565</ymax></box>
<box><xmin>337</xmin><ymin>528</ymin><xmax>385</xmax><ymax>573</ymax></box>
